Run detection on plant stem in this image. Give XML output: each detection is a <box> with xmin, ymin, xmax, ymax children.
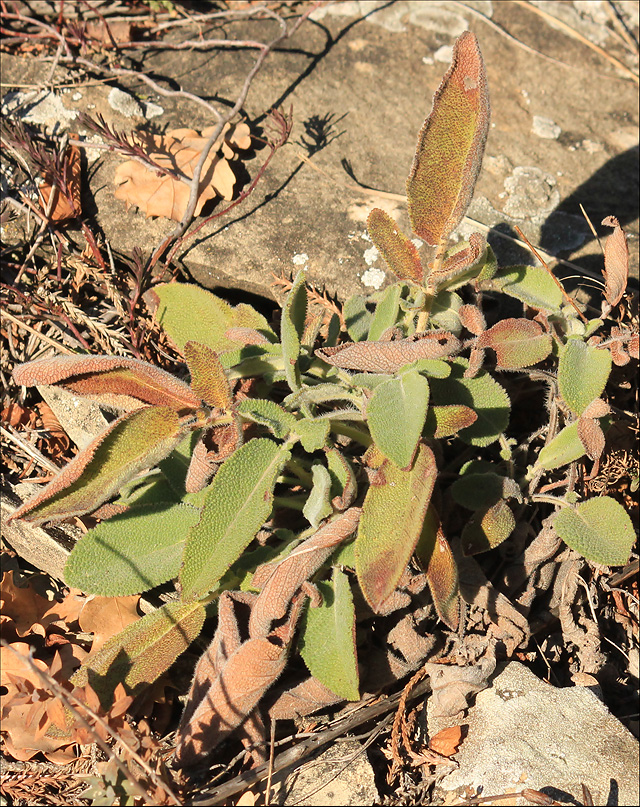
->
<box><xmin>329</xmin><ymin>422</ymin><xmax>372</xmax><ymax>447</ymax></box>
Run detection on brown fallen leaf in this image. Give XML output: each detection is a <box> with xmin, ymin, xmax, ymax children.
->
<box><xmin>0</xmin><ymin>570</ymin><xmax>53</xmax><ymax>639</ymax></box>
<box><xmin>38</xmin><ymin>138</ymin><xmax>82</xmax><ymax>222</ymax></box>
<box><xmin>114</xmin><ymin>122</ymin><xmax>251</xmax><ymax>221</ymax></box>
<box><xmin>428</xmin><ymin>724</ymin><xmax>466</xmax><ymax>757</ymax></box>
<box><xmin>79</xmin><ymin>595</ymin><xmax>141</xmax><ymax>655</ymax></box>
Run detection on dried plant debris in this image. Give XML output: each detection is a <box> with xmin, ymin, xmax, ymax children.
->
<box><xmin>114</xmin><ymin>123</ymin><xmax>252</xmax><ymax>221</ymax></box>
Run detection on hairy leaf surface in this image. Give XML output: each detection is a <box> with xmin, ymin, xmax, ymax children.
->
<box><xmin>407</xmin><ymin>31</ymin><xmax>489</xmax><ymax>246</ymax></box>
<box><xmin>367</xmin><ymin>209</ymin><xmax>423</xmax><ymax>284</ymax></box>
<box><xmin>366</xmin><ymin>369</ymin><xmax>429</xmax><ymax>468</ymax></box>
<box><xmin>180</xmin><ymin>439</ymin><xmax>291</xmax><ymax>601</ymax></box>
<box><xmin>65</xmin><ymin>503</ymin><xmax>201</xmax><ymax>596</ymax></box>
<box><xmin>488</xmin><ymin>265</ymin><xmax>564</xmax><ymax>313</ymax></box>
<box><xmin>368</xmin><ymin>283</ymin><xmax>402</xmax><ymax>342</ymax></box>
<box><xmin>558</xmin><ymin>339</ymin><xmax>611</xmax><ymax>415</ymax></box>
<box><xmin>13</xmin><ymin>354</ymin><xmax>201</xmax><ymax>412</ymax></box>
<box><xmin>183</xmin><ymin>341</ymin><xmax>232</xmax><ymax>409</ymax></box>
<box><xmin>601</xmin><ymin>216</ymin><xmax>628</xmax><ymax>307</ymax></box>
<box><xmin>299</xmin><ymin>568</ymin><xmax>359</xmax><ymax>700</ymax></box>
<box><xmin>281</xmin><ymin>270</ymin><xmax>307</xmax><ymax>393</ymax></box>
<box><xmin>536</xmin><ymin>422</ymin><xmax>587</xmax><ymax>470</ymax></box>
<box><xmin>316</xmin><ymin>332</ymin><xmax>460</xmax><ymax>373</ymax></box>
<box><xmin>429</xmin><ymin>358</ymin><xmax>510</xmax><ymax>446</ymax></box>
<box><xmin>356</xmin><ymin>443</ymin><xmax>437</xmax><ymax>611</ymax></box>
<box><xmin>9</xmin><ymin>407</ymin><xmax>185</xmax><ymax>524</ymax></box>
<box><xmin>303</xmin><ymin>463</ymin><xmax>333</xmax><ymax>528</ymax></box>
<box><xmin>477</xmin><ymin>318</ymin><xmax>552</xmax><ymax>369</ymax></box>
<box><xmin>149</xmin><ymin>283</ymin><xmax>273</xmax><ymax>356</ymax></box>
<box><xmin>554</xmin><ymin>497</ymin><xmax>634</xmax><ymax>566</ymax></box>
<box><xmin>236</xmin><ymin>398</ymin><xmax>296</xmax><ymax>439</ymax></box>
<box><xmin>461</xmin><ymin>499</ymin><xmax>515</xmax><ymax>555</ymax></box>
<box><xmin>424</xmin><ymin>404</ymin><xmax>477</xmax><ymax>438</ymax></box>
<box><xmin>415</xmin><ymin>507</ymin><xmax>459</xmax><ymax>630</ymax></box>
<box><xmin>71</xmin><ymin>600</ymin><xmax>206</xmax><ymax>707</ymax></box>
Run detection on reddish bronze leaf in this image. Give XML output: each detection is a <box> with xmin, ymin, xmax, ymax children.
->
<box><xmin>249</xmin><ymin>507</ymin><xmax>362</xmax><ymax>639</ymax></box>
<box><xmin>183</xmin><ymin>341</ymin><xmax>233</xmax><ymax>410</ymax></box>
<box><xmin>13</xmin><ymin>355</ymin><xmax>201</xmax><ymax>413</ymax></box>
<box><xmin>601</xmin><ymin>216</ymin><xmax>628</xmax><ymax>307</ymax></box>
<box><xmin>577</xmin><ymin>415</ymin><xmax>605</xmax><ymax>462</ymax></box>
<box><xmin>8</xmin><ymin>406</ymin><xmax>185</xmax><ymax>524</ymax></box>
<box><xmin>428</xmin><ymin>233</ymin><xmax>485</xmax><ymax>290</ymax></box>
<box><xmin>316</xmin><ymin>332</ymin><xmax>461</xmax><ymax>373</ymax></box>
<box><xmin>407</xmin><ymin>32</ymin><xmax>490</xmax><ymax>246</ymax></box>
<box><xmin>367</xmin><ymin>208</ymin><xmax>423</xmax><ymax>283</ymax></box>
<box><xmin>476</xmin><ymin>318</ymin><xmax>552</xmax><ymax>369</ymax></box>
<box><xmin>269</xmin><ymin>675</ymin><xmax>342</xmax><ymax>720</ymax></box>
<box><xmin>457</xmin><ymin>303</ymin><xmax>486</xmax><ymax>336</ymax></box>
<box><xmin>174</xmin><ymin>635</ymin><xmax>287</xmax><ymax>767</ymax></box>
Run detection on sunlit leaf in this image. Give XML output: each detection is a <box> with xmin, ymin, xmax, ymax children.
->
<box><xmin>477</xmin><ymin>318</ymin><xmax>552</xmax><ymax>368</ymax></box>
<box><xmin>461</xmin><ymin>499</ymin><xmax>515</xmax><ymax>555</ymax></box>
<box><xmin>601</xmin><ymin>216</ymin><xmax>628</xmax><ymax>307</ymax></box>
<box><xmin>184</xmin><ymin>341</ymin><xmax>233</xmax><ymax>409</ymax></box>
<box><xmin>236</xmin><ymin>398</ymin><xmax>296</xmax><ymax>440</ymax></box>
<box><xmin>71</xmin><ymin>600</ymin><xmax>206</xmax><ymax>708</ymax></box>
<box><xmin>180</xmin><ymin>439</ymin><xmax>291</xmax><ymax>601</ymax></box>
<box><xmin>9</xmin><ymin>407</ymin><xmax>186</xmax><ymax>524</ymax></box>
<box><xmin>554</xmin><ymin>497</ymin><xmax>634</xmax><ymax>566</ymax></box>
<box><xmin>429</xmin><ymin>358</ymin><xmax>510</xmax><ymax>446</ymax></box>
<box><xmin>488</xmin><ymin>265</ymin><xmax>564</xmax><ymax>313</ymax></box>
<box><xmin>424</xmin><ymin>404</ymin><xmax>477</xmax><ymax>438</ymax></box>
<box><xmin>366</xmin><ymin>369</ymin><xmax>429</xmax><ymax>468</ymax></box>
<box><xmin>281</xmin><ymin>270</ymin><xmax>307</xmax><ymax>392</ymax></box>
<box><xmin>367</xmin><ymin>208</ymin><xmax>423</xmax><ymax>284</ymax></box>
<box><xmin>64</xmin><ymin>503</ymin><xmax>201</xmax><ymax>596</ymax></box>
<box><xmin>415</xmin><ymin>506</ymin><xmax>459</xmax><ymax>630</ymax></box>
<box><xmin>558</xmin><ymin>339</ymin><xmax>611</xmax><ymax>415</ymax></box>
<box><xmin>299</xmin><ymin>567</ymin><xmax>359</xmax><ymax>700</ymax></box>
<box><xmin>407</xmin><ymin>31</ymin><xmax>490</xmax><ymax>246</ymax></box>
<box><xmin>303</xmin><ymin>463</ymin><xmax>333</xmax><ymax>528</ymax></box>
<box><xmin>368</xmin><ymin>283</ymin><xmax>402</xmax><ymax>341</ymax></box>
<box><xmin>356</xmin><ymin>442</ymin><xmax>437</xmax><ymax>611</ymax></box>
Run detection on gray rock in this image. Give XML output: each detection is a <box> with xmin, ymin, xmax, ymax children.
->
<box><xmin>37</xmin><ymin>385</ymin><xmax>112</xmax><ymax>450</ymax></box>
<box><xmin>108</xmin><ymin>87</ymin><xmax>144</xmax><ymax>119</ymax></box>
<box><xmin>532</xmin><ymin>115</ymin><xmax>562</xmax><ymax>140</ymax></box>
<box><xmin>503</xmin><ymin>167</ymin><xmax>560</xmax><ymax>221</ymax></box>
<box><xmin>432</xmin><ymin>662</ymin><xmax>639</xmax><ymax>806</ymax></box>
<box><xmin>272</xmin><ymin>739</ymin><xmax>379</xmax><ymax>806</ymax></box>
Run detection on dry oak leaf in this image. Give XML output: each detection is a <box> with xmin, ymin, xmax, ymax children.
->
<box><xmin>79</xmin><ymin>595</ymin><xmax>141</xmax><ymax>655</ymax></box>
<box><xmin>0</xmin><ymin>570</ymin><xmax>53</xmax><ymax>639</ymax></box>
<box><xmin>114</xmin><ymin>122</ymin><xmax>251</xmax><ymax>221</ymax></box>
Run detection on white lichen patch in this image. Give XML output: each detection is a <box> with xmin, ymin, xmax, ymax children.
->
<box><xmin>361</xmin><ymin>267</ymin><xmax>386</xmax><ymax>289</ymax></box>
<box><xmin>532</xmin><ymin>116</ymin><xmax>561</xmax><ymax>140</ymax></box>
<box><xmin>292</xmin><ymin>253</ymin><xmax>309</xmax><ymax>266</ymax></box>
<box><xmin>363</xmin><ymin>246</ymin><xmax>379</xmax><ymax>265</ymax></box>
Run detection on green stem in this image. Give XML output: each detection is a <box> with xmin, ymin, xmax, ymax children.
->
<box><xmin>285</xmin><ymin>456</ymin><xmax>314</xmax><ymax>486</ymax></box>
<box><xmin>329</xmin><ymin>421</ymin><xmax>372</xmax><ymax>447</ymax></box>
<box><xmin>273</xmin><ymin>494</ymin><xmax>307</xmax><ymax>511</ymax></box>
<box><xmin>530</xmin><ymin>494</ymin><xmax>570</xmax><ymax>508</ymax></box>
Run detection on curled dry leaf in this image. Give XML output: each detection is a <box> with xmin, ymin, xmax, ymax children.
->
<box><xmin>428</xmin><ymin>724</ymin><xmax>466</xmax><ymax>757</ymax></box>
<box><xmin>601</xmin><ymin>216</ymin><xmax>628</xmax><ymax>307</ymax></box>
<box><xmin>114</xmin><ymin>122</ymin><xmax>251</xmax><ymax>221</ymax></box>
<box><xmin>79</xmin><ymin>595</ymin><xmax>141</xmax><ymax>655</ymax></box>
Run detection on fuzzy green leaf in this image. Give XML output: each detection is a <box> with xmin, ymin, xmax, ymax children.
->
<box><xmin>9</xmin><ymin>407</ymin><xmax>186</xmax><ymax>524</ymax></box>
<box><xmin>150</xmin><ymin>283</ymin><xmax>273</xmax><ymax>356</ymax></box>
<box><xmin>366</xmin><ymin>369</ymin><xmax>429</xmax><ymax>468</ymax></box>
<box><xmin>64</xmin><ymin>503</ymin><xmax>201</xmax><ymax>596</ymax></box>
<box><xmin>71</xmin><ymin>600</ymin><xmax>206</xmax><ymax>708</ymax></box>
<box><xmin>281</xmin><ymin>270</ymin><xmax>307</xmax><ymax>393</ymax></box>
<box><xmin>407</xmin><ymin>32</ymin><xmax>490</xmax><ymax>246</ymax></box>
<box><xmin>477</xmin><ymin>318</ymin><xmax>552</xmax><ymax>369</ymax></box>
<box><xmin>558</xmin><ymin>339</ymin><xmax>612</xmax><ymax>415</ymax></box>
<box><xmin>299</xmin><ymin>567</ymin><xmax>359</xmax><ymax>701</ymax></box>
<box><xmin>368</xmin><ymin>283</ymin><xmax>402</xmax><ymax>342</ymax></box>
<box><xmin>430</xmin><ymin>290</ymin><xmax>463</xmax><ymax>335</ymax></box>
<box><xmin>461</xmin><ymin>499</ymin><xmax>515</xmax><ymax>555</ymax></box>
<box><xmin>367</xmin><ymin>209</ymin><xmax>423</xmax><ymax>284</ymax></box>
<box><xmin>356</xmin><ymin>442</ymin><xmax>437</xmax><ymax>611</ymax></box>
<box><xmin>489</xmin><ymin>265</ymin><xmax>564</xmax><ymax>313</ymax></box>
<box><xmin>415</xmin><ymin>507</ymin><xmax>459</xmax><ymax>630</ymax></box>
<box><xmin>554</xmin><ymin>497</ymin><xmax>635</xmax><ymax>566</ymax></box>
<box><xmin>179</xmin><ymin>439</ymin><xmax>291</xmax><ymax>600</ymax></box>
<box><xmin>236</xmin><ymin>398</ymin><xmax>296</xmax><ymax>439</ymax></box>
<box><xmin>536</xmin><ymin>422</ymin><xmax>586</xmax><ymax>470</ymax></box>
<box><xmin>303</xmin><ymin>463</ymin><xmax>333</xmax><ymax>528</ymax></box>
<box><xmin>428</xmin><ymin>233</ymin><xmax>486</xmax><ymax>292</ymax></box>
<box><xmin>294</xmin><ymin>418</ymin><xmax>330</xmax><ymax>452</ymax></box>
<box><xmin>429</xmin><ymin>358</ymin><xmax>510</xmax><ymax>446</ymax></box>
<box><xmin>343</xmin><ymin>294</ymin><xmax>372</xmax><ymax>342</ymax></box>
